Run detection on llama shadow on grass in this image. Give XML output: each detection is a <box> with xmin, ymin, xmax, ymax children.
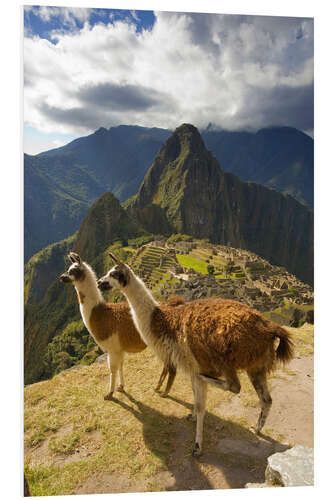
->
<box><xmin>112</xmin><ymin>391</ymin><xmax>289</xmax><ymax>491</ymax></box>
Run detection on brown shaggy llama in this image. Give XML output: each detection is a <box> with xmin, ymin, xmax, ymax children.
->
<box><xmin>59</xmin><ymin>252</ymin><xmax>176</xmax><ymax>400</ymax></box>
<box><xmin>97</xmin><ymin>253</ymin><xmax>294</xmax><ymax>456</ymax></box>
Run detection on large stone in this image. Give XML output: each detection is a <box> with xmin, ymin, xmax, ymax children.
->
<box><xmin>265</xmin><ymin>445</ymin><xmax>314</xmax><ymax>487</ymax></box>
<box><xmin>94</xmin><ymin>353</ymin><xmax>108</xmax><ymax>364</ymax></box>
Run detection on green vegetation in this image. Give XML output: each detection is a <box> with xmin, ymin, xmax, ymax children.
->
<box><xmin>207</xmin><ymin>264</ymin><xmax>215</xmax><ymax>275</ymax></box>
<box><xmin>167</xmin><ymin>233</ymin><xmax>193</xmax><ymax>243</ymax></box>
<box><xmin>127</xmin><ymin>234</ymin><xmax>155</xmax><ymax>248</ymax></box>
<box><xmin>24</xmin><ymin>234</ymin><xmax>76</xmax><ymax>305</ymax></box>
<box><xmin>176</xmin><ymin>254</ymin><xmax>209</xmax><ymax>274</ymax></box>
<box><xmin>43</xmin><ymin>320</ymin><xmax>98</xmax><ymax>378</ymax></box>
<box><xmin>262</xmin><ymin>299</ymin><xmax>314</xmax><ymax>328</ymax></box>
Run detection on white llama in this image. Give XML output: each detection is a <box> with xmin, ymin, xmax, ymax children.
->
<box><xmin>97</xmin><ymin>253</ymin><xmax>294</xmax><ymax>456</ymax></box>
<box><xmin>60</xmin><ymin>252</ymin><xmax>176</xmax><ymax>400</ymax></box>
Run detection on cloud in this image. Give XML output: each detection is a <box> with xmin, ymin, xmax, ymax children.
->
<box><xmin>24</xmin><ymin>9</ymin><xmax>314</xmax><ymax>135</ymax></box>
<box><xmin>77</xmin><ymin>82</ymin><xmax>165</xmax><ymax>111</ymax></box>
<box><xmin>25</xmin><ymin>6</ymin><xmax>92</xmax><ymax>27</ymax></box>
<box><xmin>37</xmin><ymin>102</ymin><xmax>110</xmax><ymax>131</ymax></box>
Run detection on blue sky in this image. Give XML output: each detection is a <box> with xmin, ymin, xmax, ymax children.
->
<box><xmin>24</xmin><ymin>5</ymin><xmax>314</xmax><ymax>154</ymax></box>
<box><xmin>24</xmin><ymin>7</ymin><xmax>156</xmax><ymax>41</ymax></box>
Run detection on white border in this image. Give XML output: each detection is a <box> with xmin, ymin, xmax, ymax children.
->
<box><xmin>2</xmin><ymin>1</ymin><xmax>331</xmax><ymax>499</ymax></box>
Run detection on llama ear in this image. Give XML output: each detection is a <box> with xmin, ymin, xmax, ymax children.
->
<box><xmin>109</xmin><ymin>252</ymin><xmax>121</xmax><ymax>265</ymax></box>
<box><xmin>69</xmin><ymin>252</ymin><xmax>81</xmax><ymax>264</ymax></box>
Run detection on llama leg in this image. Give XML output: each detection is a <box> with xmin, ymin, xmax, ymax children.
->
<box><xmin>104</xmin><ymin>352</ymin><xmax>122</xmax><ymax>400</ymax></box>
<box><xmin>192</xmin><ymin>376</ymin><xmax>207</xmax><ymax>457</ymax></box>
<box><xmin>155</xmin><ymin>364</ymin><xmax>168</xmax><ymax>393</ymax></box>
<box><xmin>187</xmin><ymin>374</ymin><xmax>198</xmax><ymax>421</ymax></box>
<box><xmin>224</xmin><ymin>367</ymin><xmax>241</xmax><ymax>394</ymax></box>
<box><xmin>247</xmin><ymin>369</ymin><xmax>272</xmax><ymax>434</ymax></box>
<box><xmin>117</xmin><ymin>357</ymin><xmax>125</xmax><ymax>392</ymax></box>
<box><xmin>199</xmin><ymin>367</ymin><xmax>241</xmax><ymax>394</ymax></box>
<box><xmin>160</xmin><ymin>364</ymin><xmax>176</xmax><ymax>398</ymax></box>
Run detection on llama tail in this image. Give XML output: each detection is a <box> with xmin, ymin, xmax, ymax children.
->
<box><xmin>274</xmin><ymin>325</ymin><xmax>294</xmax><ymax>364</ymax></box>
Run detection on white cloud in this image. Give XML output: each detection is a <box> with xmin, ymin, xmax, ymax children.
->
<box><xmin>24</xmin><ymin>10</ymin><xmax>314</xmax><ymax>136</ymax></box>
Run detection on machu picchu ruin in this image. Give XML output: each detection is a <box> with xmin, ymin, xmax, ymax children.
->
<box><xmin>126</xmin><ymin>238</ymin><xmax>313</xmax><ymax>326</ymax></box>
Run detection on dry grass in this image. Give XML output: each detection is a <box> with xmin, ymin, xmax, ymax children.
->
<box><xmin>25</xmin><ymin>349</ymin><xmax>193</xmax><ymax>495</ymax></box>
<box><xmin>24</xmin><ymin>324</ymin><xmax>314</xmax><ymax>496</ymax></box>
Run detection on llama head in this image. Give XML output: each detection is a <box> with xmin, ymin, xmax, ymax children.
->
<box><xmin>97</xmin><ymin>252</ymin><xmax>131</xmax><ymax>291</ymax></box>
<box><xmin>59</xmin><ymin>252</ymin><xmax>86</xmax><ymax>284</ymax></box>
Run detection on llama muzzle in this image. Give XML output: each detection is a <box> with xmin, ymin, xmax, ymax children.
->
<box><xmin>59</xmin><ymin>272</ymin><xmax>71</xmax><ymax>283</ymax></box>
<box><xmin>97</xmin><ymin>278</ymin><xmax>112</xmax><ymax>291</ymax></box>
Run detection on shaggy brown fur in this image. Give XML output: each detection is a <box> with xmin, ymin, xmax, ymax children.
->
<box><xmin>152</xmin><ymin>297</ymin><xmax>293</xmax><ymax>452</ymax></box>
<box><xmin>153</xmin><ymin>298</ymin><xmax>293</xmax><ymax>377</ymax></box>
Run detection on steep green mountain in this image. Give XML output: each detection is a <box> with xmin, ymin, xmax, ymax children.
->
<box><xmin>25</xmin><ymin>124</ymin><xmax>313</xmax><ymax>261</ymax></box>
<box><xmin>24</xmin><ymin>192</ymin><xmax>146</xmax><ymax>384</ymax></box>
<box><xmin>24</xmin><ymin>154</ymin><xmax>92</xmax><ymax>261</ymax></box>
<box><xmin>24</xmin><ymin>125</ymin><xmax>170</xmax><ymax>261</ymax></box>
<box><xmin>24</xmin><ymin>234</ymin><xmax>76</xmax><ymax>305</ymax></box>
<box><xmin>125</xmin><ymin>124</ymin><xmax>313</xmax><ymax>285</ymax></box>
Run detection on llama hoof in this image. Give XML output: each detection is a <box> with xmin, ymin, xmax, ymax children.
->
<box><xmin>192</xmin><ymin>443</ymin><xmax>202</xmax><ymax>457</ymax></box>
<box><xmin>117</xmin><ymin>385</ymin><xmax>125</xmax><ymax>392</ymax></box>
<box><xmin>154</xmin><ymin>387</ymin><xmax>161</xmax><ymax>393</ymax></box>
<box><xmin>160</xmin><ymin>391</ymin><xmax>168</xmax><ymax>398</ymax></box>
<box><xmin>104</xmin><ymin>392</ymin><xmax>114</xmax><ymax>401</ymax></box>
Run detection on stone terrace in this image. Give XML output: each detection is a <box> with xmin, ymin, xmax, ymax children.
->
<box><xmin>128</xmin><ymin>240</ymin><xmax>313</xmax><ymax>317</ymax></box>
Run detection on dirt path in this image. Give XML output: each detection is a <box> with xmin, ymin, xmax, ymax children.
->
<box><xmin>76</xmin><ymin>354</ymin><xmax>313</xmax><ymax>493</ymax></box>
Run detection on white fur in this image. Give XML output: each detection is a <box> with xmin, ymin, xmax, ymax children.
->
<box><xmin>71</xmin><ymin>263</ymin><xmax>103</xmax><ymax>332</ymax></box>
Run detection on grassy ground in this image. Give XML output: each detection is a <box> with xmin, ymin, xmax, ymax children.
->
<box><xmin>24</xmin><ymin>324</ymin><xmax>313</xmax><ymax>495</ymax></box>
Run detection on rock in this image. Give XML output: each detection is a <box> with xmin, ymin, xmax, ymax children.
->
<box><xmin>265</xmin><ymin>446</ymin><xmax>314</xmax><ymax>487</ymax></box>
<box><xmin>94</xmin><ymin>353</ymin><xmax>108</xmax><ymax>364</ymax></box>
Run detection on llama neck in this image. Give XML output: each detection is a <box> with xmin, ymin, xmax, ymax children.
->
<box><xmin>123</xmin><ymin>274</ymin><xmax>157</xmax><ymax>345</ymax></box>
<box><xmin>74</xmin><ymin>265</ymin><xmax>104</xmax><ymax>330</ymax></box>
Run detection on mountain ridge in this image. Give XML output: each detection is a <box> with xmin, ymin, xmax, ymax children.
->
<box><xmin>24</xmin><ymin>123</ymin><xmax>313</xmax><ymax>260</ymax></box>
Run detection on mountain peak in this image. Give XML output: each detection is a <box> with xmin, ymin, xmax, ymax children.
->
<box><xmin>135</xmin><ymin>124</ymin><xmax>220</xmax><ymax>205</ymax></box>
<box><xmin>172</xmin><ymin>123</ymin><xmax>206</xmax><ymax>153</ymax></box>
<box><xmin>175</xmin><ymin>123</ymin><xmax>200</xmax><ymax>135</ymax></box>
<box><xmin>125</xmin><ymin>124</ymin><xmax>224</xmax><ymax>236</ymax></box>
